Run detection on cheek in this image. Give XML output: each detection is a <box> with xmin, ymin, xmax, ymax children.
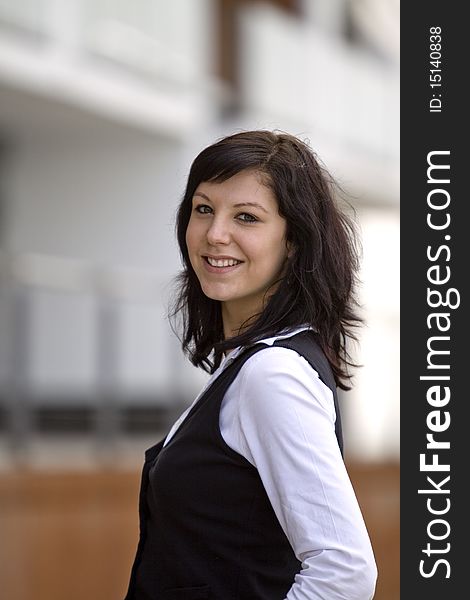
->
<box><xmin>248</xmin><ymin>241</ymin><xmax>287</xmax><ymax>280</ymax></box>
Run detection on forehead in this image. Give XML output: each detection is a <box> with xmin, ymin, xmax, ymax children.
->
<box><xmin>194</xmin><ymin>170</ymin><xmax>277</xmax><ymax>208</ymax></box>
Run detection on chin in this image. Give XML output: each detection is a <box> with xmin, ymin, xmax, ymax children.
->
<box><xmin>201</xmin><ymin>285</ymin><xmax>234</xmax><ymax>302</ymax></box>
<box><xmin>203</xmin><ymin>291</ymin><xmax>231</xmax><ymax>302</ymax></box>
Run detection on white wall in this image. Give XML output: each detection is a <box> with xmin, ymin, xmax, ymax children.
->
<box><xmin>4</xmin><ymin>134</ymin><xmax>181</xmax><ymax>268</ymax></box>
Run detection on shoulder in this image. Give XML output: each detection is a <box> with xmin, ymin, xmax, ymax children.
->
<box><xmin>240</xmin><ymin>344</ymin><xmax>315</xmax><ymax>379</ymax></box>
<box><xmin>235</xmin><ymin>345</ymin><xmax>335</xmax><ymax>423</ymax></box>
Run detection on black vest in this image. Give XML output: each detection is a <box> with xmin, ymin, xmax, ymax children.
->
<box><xmin>124</xmin><ymin>330</ymin><xmax>343</xmax><ymax>600</ymax></box>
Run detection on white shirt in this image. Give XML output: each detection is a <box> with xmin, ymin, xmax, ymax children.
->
<box><xmin>164</xmin><ymin>327</ymin><xmax>378</xmax><ymax>599</ymax></box>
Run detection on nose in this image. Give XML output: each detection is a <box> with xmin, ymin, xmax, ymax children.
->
<box><xmin>206</xmin><ymin>215</ymin><xmax>231</xmax><ymax>245</ymax></box>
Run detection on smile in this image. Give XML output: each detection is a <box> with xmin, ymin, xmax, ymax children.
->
<box><xmin>205</xmin><ymin>256</ymin><xmax>243</xmax><ymax>267</ymax></box>
<box><xmin>202</xmin><ymin>256</ymin><xmax>244</xmax><ymax>273</ymax></box>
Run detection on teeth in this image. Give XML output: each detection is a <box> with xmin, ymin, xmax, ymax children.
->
<box><xmin>207</xmin><ymin>257</ymin><xmax>241</xmax><ymax>267</ymax></box>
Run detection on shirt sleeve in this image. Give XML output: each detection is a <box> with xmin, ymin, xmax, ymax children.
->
<box><xmin>230</xmin><ymin>346</ymin><xmax>378</xmax><ymax>600</ymax></box>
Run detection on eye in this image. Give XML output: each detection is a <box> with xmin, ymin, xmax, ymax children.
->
<box><xmin>194</xmin><ymin>204</ymin><xmax>212</xmax><ymax>214</ymax></box>
<box><xmin>237</xmin><ymin>212</ymin><xmax>259</xmax><ymax>223</ymax></box>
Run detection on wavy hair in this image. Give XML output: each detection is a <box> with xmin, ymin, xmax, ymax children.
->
<box><xmin>171</xmin><ymin>130</ymin><xmax>362</xmax><ymax>390</ymax></box>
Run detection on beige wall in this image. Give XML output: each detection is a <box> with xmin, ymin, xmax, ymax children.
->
<box><xmin>0</xmin><ymin>462</ymin><xmax>399</xmax><ymax>600</ymax></box>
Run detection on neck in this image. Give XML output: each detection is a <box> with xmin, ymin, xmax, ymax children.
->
<box><xmin>221</xmin><ymin>300</ymin><xmax>260</xmax><ymax>341</ymax></box>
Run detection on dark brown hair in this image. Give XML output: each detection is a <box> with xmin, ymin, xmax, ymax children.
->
<box><xmin>171</xmin><ymin>130</ymin><xmax>362</xmax><ymax>390</ymax></box>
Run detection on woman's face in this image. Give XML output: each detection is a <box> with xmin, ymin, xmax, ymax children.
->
<box><xmin>186</xmin><ymin>169</ymin><xmax>290</xmax><ymax>329</ymax></box>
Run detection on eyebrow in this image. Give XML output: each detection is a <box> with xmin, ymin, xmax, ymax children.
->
<box><xmin>193</xmin><ymin>192</ymin><xmax>269</xmax><ymax>214</ymax></box>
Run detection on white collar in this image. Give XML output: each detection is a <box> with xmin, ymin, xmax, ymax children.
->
<box><xmin>218</xmin><ymin>325</ymin><xmax>313</xmax><ymax>373</ymax></box>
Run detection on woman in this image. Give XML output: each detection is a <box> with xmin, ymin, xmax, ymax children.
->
<box><xmin>124</xmin><ymin>130</ymin><xmax>377</xmax><ymax>599</ymax></box>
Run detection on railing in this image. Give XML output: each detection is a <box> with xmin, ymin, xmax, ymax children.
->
<box><xmin>0</xmin><ymin>0</ymin><xmax>221</xmax><ymax>135</ymax></box>
<box><xmin>0</xmin><ymin>251</ymin><xmax>208</xmax><ymax>466</ymax></box>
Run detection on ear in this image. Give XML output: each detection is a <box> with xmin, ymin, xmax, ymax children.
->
<box><xmin>286</xmin><ymin>240</ymin><xmax>295</xmax><ymax>259</ymax></box>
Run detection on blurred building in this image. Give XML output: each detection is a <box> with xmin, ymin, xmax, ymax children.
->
<box><xmin>0</xmin><ymin>1</ymin><xmax>399</xmax><ymax>598</ymax></box>
<box><xmin>0</xmin><ymin>0</ymin><xmax>399</xmax><ymax>465</ymax></box>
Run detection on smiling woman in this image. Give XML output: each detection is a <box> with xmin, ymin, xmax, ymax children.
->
<box><xmin>124</xmin><ymin>130</ymin><xmax>378</xmax><ymax>600</ymax></box>
<box><xmin>186</xmin><ymin>169</ymin><xmax>291</xmax><ymax>340</ymax></box>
